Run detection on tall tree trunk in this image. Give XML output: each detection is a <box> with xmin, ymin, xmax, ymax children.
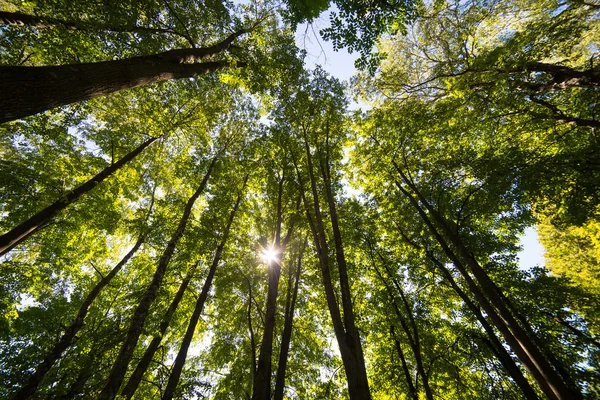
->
<box><xmin>371</xmin><ymin>259</ymin><xmax>433</xmax><ymax>400</ymax></box>
<box><xmin>394</xmin><ymin>224</ymin><xmax>539</xmax><ymax>399</ymax></box>
<box><xmin>293</xmin><ymin>147</ymin><xmax>354</xmax><ymax>392</ymax></box>
<box><xmin>391</xmin><ymin>325</ymin><xmax>418</xmax><ymax>400</ymax></box>
<box><xmin>0</xmin><ymin>136</ymin><xmax>158</xmax><ymax>256</ymax></box>
<box><xmin>293</xmin><ymin>133</ymin><xmax>371</xmax><ymax>400</ymax></box>
<box><xmin>392</xmin><ymin>165</ymin><xmax>581</xmax><ymax>400</ymax></box>
<box><xmin>392</xmin><ymin>279</ymin><xmax>434</xmax><ymax>400</ymax></box>
<box><xmin>120</xmin><ymin>262</ymin><xmax>199</xmax><ymax>399</ymax></box>
<box><xmin>245</xmin><ymin>275</ymin><xmax>258</xmax><ymax>381</ymax></box>
<box><xmin>319</xmin><ymin>154</ymin><xmax>372</xmax><ymax>400</ymax></box>
<box><xmin>273</xmin><ymin>238</ymin><xmax>306</xmax><ymax>400</ymax></box>
<box><xmin>0</xmin><ymin>30</ymin><xmax>247</xmax><ymax>123</ymax></box>
<box><xmin>98</xmin><ymin>157</ymin><xmax>217</xmax><ymax>400</ymax></box>
<box><xmin>162</xmin><ymin>175</ymin><xmax>247</xmax><ymax>400</ymax></box>
<box><xmin>11</xmin><ymin>234</ymin><xmax>145</xmax><ymax>400</ymax></box>
<box><xmin>253</xmin><ymin>174</ymin><xmax>294</xmax><ymax>400</ymax></box>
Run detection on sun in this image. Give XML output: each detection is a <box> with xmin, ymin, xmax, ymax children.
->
<box><xmin>260</xmin><ymin>247</ymin><xmax>279</xmax><ymax>264</ymax></box>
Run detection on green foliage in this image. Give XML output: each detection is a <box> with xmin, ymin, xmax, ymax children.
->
<box><xmin>0</xmin><ymin>0</ymin><xmax>599</xmax><ymax>398</ymax></box>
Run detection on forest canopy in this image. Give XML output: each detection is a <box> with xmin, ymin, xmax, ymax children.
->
<box><xmin>0</xmin><ymin>0</ymin><xmax>599</xmax><ymax>399</ymax></box>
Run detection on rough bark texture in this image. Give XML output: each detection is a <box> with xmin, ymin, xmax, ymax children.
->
<box><xmin>97</xmin><ymin>157</ymin><xmax>216</xmax><ymax>400</ymax></box>
<box><xmin>11</xmin><ymin>235</ymin><xmax>144</xmax><ymax>400</ymax></box>
<box><xmin>162</xmin><ymin>175</ymin><xmax>247</xmax><ymax>400</ymax></box>
<box><xmin>120</xmin><ymin>263</ymin><xmax>199</xmax><ymax>399</ymax></box>
<box><xmin>0</xmin><ymin>136</ymin><xmax>158</xmax><ymax>256</ymax></box>
<box><xmin>0</xmin><ymin>30</ymin><xmax>247</xmax><ymax>123</ymax></box>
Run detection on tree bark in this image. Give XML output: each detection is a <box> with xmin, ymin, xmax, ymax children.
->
<box><xmin>273</xmin><ymin>238</ymin><xmax>306</xmax><ymax>400</ymax></box>
<box><xmin>0</xmin><ymin>136</ymin><xmax>158</xmax><ymax>256</ymax></box>
<box><xmin>162</xmin><ymin>174</ymin><xmax>248</xmax><ymax>400</ymax></box>
<box><xmin>120</xmin><ymin>262</ymin><xmax>199</xmax><ymax>399</ymax></box>
<box><xmin>11</xmin><ymin>234</ymin><xmax>145</xmax><ymax>400</ymax></box>
<box><xmin>293</xmin><ymin>133</ymin><xmax>371</xmax><ymax>400</ymax></box>
<box><xmin>320</xmin><ymin>151</ymin><xmax>372</xmax><ymax>400</ymax></box>
<box><xmin>0</xmin><ymin>30</ymin><xmax>247</xmax><ymax>123</ymax></box>
<box><xmin>98</xmin><ymin>156</ymin><xmax>217</xmax><ymax>400</ymax></box>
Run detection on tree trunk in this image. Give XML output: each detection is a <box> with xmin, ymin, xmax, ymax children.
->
<box><xmin>273</xmin><ymin>238</ymin><xmax>306</xmax><ymax>400</ymax></box>
<box><xmin>412</xmin><ymin>241</ymin><xmax>539</xmax><ymax>400</ymax></box>
<box><xmin>253</xmin><ymin>174</ymin><xmax>292</xmax><ymax>400</ymax></box>
<box><xmin>392</xmin><ymin>164</ymin><xmax>581</xmax><ymax>400</ymax></box>
<box><xmin>162</xmin><ymin>174</ymin><xmax>247</xmax><ymax>400</ymax></box>
<box><xmin>0</xmin><ymin>30</ymin><xmax>247</xmax><ymax>123</ymax></box>
<box><xmin>293</xmin><ymin>133</ymin><xmax>371</xmax><ymax>400</ymax></box>
<box><xmin>11</xmin><ymin>235</ymin><xmax>144</xmax><ymax>400</ymax></box>
<box><xmin>391</xmin><ymin>325</ymin><xmax>418</xmax><ymax>400</ymax></box>
<box><xmin>98</xmin><ymin>157</ymin><xmax>217</xmax><ymax>400</ymax></box>
<box><xmin>392</xmin><ymin>278</ymin><xmax>434</xmax><ymax>400</ymax></box>
<box><xmin>120</xmin><ymin>262</ymin><xmax>199</xmax><ymax>399</ymax></box>
<box><xmin>245</xmin><ymin>275</ymin><xmax>258</xmax><ymax>381</ymax></box>
<box><xmin>320</xmin><ymin>155</ymin><xmax>372</xmax><ymax>400</ymax></box>
<box><xmin>0</xmin><ymin>136</ymin><xmax>158</xmax><ymax>256</ymax></box>
<box><xmin>371</xmin><ymin>259</ymin><xmax>432</xmax><ymax>400</ymax></box>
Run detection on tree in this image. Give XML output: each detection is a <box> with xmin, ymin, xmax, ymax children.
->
<box><xmin>0</xmin><ymin>30</ymin><xmax>248</xmax><ymax>123</ymax></box>
<box><xmin>1</xmin><ymin>0</ymin><xmax>599</xmax><ymax>398</ymax></box>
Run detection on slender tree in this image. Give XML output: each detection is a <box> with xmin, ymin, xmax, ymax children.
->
<box><xmin>98</xmin><ymin>156</ymin><xmax>217</xmax><ymax>400</ymax></box>
<box><xmin>393</xmin><ymin>162</ymin><xmax>581</xmax><ymax>400</ymax></box>
<box><xmin>0</xmin><ymin>135</ymin><xmax>159</xmax><ymax>256</ymax></box>
<box><xmin>119</xmin><ymin>261</ymin><xmax>199</xmax><ymax>399</ymax></box>
<box><xmin>292</xmin><ymin>130</ymin><xmax>372</xmax><ymax>399</ymax></box>
<box><xmin>11</xmin><ymin>232</ymin><xmax>146</xmax><ymax>400</ymax></box>
<box><xmin>162</xmin><ymin>174</ymin><xmax>248</xmax><ymax>400</ymax></box>
<box><xmin>252</xmin><ymin>172</ymin><xmax>295</xmax><ymax>400</ymax></box>
<box><xmin>273</xmin><ymin>237</ymin><xmax>306</xmax><ymax>400</ymax></box>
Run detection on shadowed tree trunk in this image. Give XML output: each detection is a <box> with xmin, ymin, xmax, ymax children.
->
<box><xmin>319</xmin><ymin>144</ymin><xmax>372</xmax><ymax>400</ymax></box>
<box><xmin>391</xmin><ymin>325</ymin><xmax>418</xmax><ymax>400</ymax></box>
<box><xmin>273</xmin><ymin>237</ymin><xmax>306</xmax><ymax>400</ymax></box>
<box><xmin>0</xmin><ymin>30</ymin><xmax>247</xmax><ymax>123</ymax></box>
<box><xmin>253</xmin><ymin>173</ymin><xmax>295</xmax><ymax>400</ymax></box>
<box><xmin>392</xmin><ymin>161</ymin><xmax>581</xmax><ymax>400</ymax></box>
<box><xmin>245</xmin><ymin>275</ymin><xmax>258</xmax><ymax>382</ymax></box>
<box><xmin>98</xmin><ymin>156</ymin><xmax>217</xmax><ymax>400</ymax></box>
<box><xmin>393</xmin><ymin>224</ymin><xmax>539</xmax><ymax>399</ymax></box>
<box><xmin>11</xmin><ymin>233</ymin><xmax>145</xmax><ymax>400</ymax></box>
<box><xmin>162</xmin><ymin>174</ymin><xmax>248</xmax><ymax>400</ymax></box>
<box><xmin>291</xmin><ymin>131</ymin><xmax>371</xmax><ymax>400</ymax></box>
<box><xmin>120</xmin><ymin>262</ymin><xmax>200</xmax><ymax>399</ymax></box>
<box><xmin>370</xmin><ymin>259</ymin><xmax>433</xmax><ymax>400</ymax></box>
<box><xmin>0</xmin><ymin>136</ymin><xmax>158</xmax><ymax>256</ymax></box>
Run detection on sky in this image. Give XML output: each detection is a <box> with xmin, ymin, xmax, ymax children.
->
<box><xmin>293</xmin><ymin>18</ymin><xmax>546</xmax><ymax>271</ymax></box>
